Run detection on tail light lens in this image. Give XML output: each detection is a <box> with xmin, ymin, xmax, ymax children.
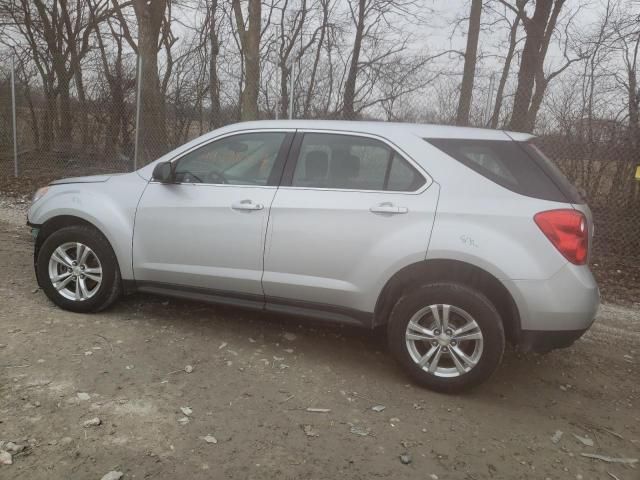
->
<box><xmin>534</xmin><ymin>209</ymin><xmax>588</xmax><ymax>265</ymax></box>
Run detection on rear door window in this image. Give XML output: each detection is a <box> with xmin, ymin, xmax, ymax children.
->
<box><xmin>426</xmin><ymin>138</ymin><xmax>581</xmax><ymax>203</ymax></box>
<box><xmin>291</xmin><ymin>133</ymin><xmax>425</xmax><ymax>192</ymax></box>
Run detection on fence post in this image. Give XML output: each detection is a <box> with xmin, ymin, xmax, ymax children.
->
<box><xmin>133</xmin><ymin>55</ymin><xmax>143</xmax><ymax>170</ymax></box>
<box><xmin>11</xmin><ymin>58</ymin><xmax>18</xmax><ymax>177</ymax></box>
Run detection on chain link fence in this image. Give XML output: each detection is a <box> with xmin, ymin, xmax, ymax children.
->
<box><xmin>0</xmin><ymin>68</ymin><xmax>135</xmax><ymax>183</ymax></box>
<box><xmin>534</xmin><ymin>137</ymin><xmax>640</xmax><ymax>304</ymax></box>
<box><xmin>0</xmin><ymin>63</ymin><xmax>638</xmax><ymax>304</ymax></box>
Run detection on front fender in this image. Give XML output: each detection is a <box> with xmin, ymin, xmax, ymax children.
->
<box><xmin>28</xmin><ymin>173</ymin><xmax>148</xmax><ymax>280</ymax></box>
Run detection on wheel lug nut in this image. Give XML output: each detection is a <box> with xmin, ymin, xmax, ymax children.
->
<box><xmin>451</xmin><ymin>341</ymin><xmax>457</xmax><ymax>346</ymax></box>
<box><xmin>446</xmin><ymin>329</ymin><xmax>452</xmax><ymax>336</ymax></box>
<box><xmin>442</xmin><ymin>347</ymin><xmax>448</xmax><ymax>352</ymax></box>
<box><xmin>431</xmin><ymin>341</ymin><xmax>438</xmax><ymax>347</ymax></box>
<box><xmin>434</xmin><ymin>330</ymin><xmax>440</xmax><ymax>335</ymax></box>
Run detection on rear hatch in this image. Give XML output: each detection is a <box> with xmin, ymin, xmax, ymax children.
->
<box><xmin>517</xmin><ymin>141</ymin><xmax>594</xmax><ymax>264</ymax></box>
<box><xmin>425</xmin><ymin>136</ymin><xmax>593</xmax><ymax>264</ymax></box>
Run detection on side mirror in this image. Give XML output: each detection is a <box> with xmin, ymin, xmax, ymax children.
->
<box><xmin>152</xmin><ymin>162</ymin><xmax>174</xmax><ymax>183</ymax></box>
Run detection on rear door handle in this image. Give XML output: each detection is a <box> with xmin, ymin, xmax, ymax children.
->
<box><xmin>370</xmin><ymin>202</ymin><xmax>408</xmax><ymax>214</ymax></box>
<box><xmin>232</xmin><ymin>199</ymin><xmax>264</xmax><ymax>211</ymax></box>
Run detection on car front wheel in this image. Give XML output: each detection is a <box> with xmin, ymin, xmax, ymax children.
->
<box><xmin>387</xmin><ymin>282</ymin><xmax>505</xmax><ymax>393</ymax></box>
<box><xmin>37</xmin><ymin>225</ymin><xmax>121</xmax><ymax>313</ymax></box>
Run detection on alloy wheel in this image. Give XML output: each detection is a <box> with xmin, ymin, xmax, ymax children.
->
<box><xmin>47</xmin><ymin>242</ymin><xmax>103</xmax><ymax>301</ymax></box>
<box><xmin>405</xmin><ymin>304</ymin><xmax>484</xmax><ymax>378</ymax></box>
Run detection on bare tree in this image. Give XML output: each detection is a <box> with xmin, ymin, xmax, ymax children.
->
<box><xmin>610</xmin><ymin>13</ymin><xmax>640</xmax><ymax>148</ymax></box>
<box><xmin>342</xmin><ymin>0</ymin><xmax>366</xmax><ymax>118</ymax></box>
<box><xmin>89</xmin><ymin>0</ymin><xmax>135</xmax><ymax>157</ymax></box>
<box><xmin>206</xmin><ymin>0</ymin><xmax>222</xmax><ymax>128</ymax></box>
<box><xmin>273</xmin><ymin>0</ymin><xmax>322</xmax><ymax>118</ymax></box>
<box><xmin>0</xmin><ymin>0</ymin><xmax>105</xmax><ymax>149</ymax></box>
<box><xmin>505</xmin><ymin>0</ymin><xmax>566</xmax><ymax>131</ymax></box>
<box><xmin>0</xmin><ymin>0</ymin><xmax>57</xmax><ymax>150</ymax></box>
<box><xmin>488</xmin><ymin>0</ymin><xmax>528</xmax><ymax>128</ymax></box>
<box><xmin>456</xmin><ymin>0</ymin><xmax>482</xmax><ymax>126</ymax></box>
<box><xmin>232</xmin><ymin>0</ymin><xmax>262</xmax><ymax>120</ymax></box>
<box><xmin>111</xmin><ymin>0</ymin><xmax>170</xmax><ymax>163</ymax></box>
<box><xmin>303</xmin><ymin>0</ymin><xmax>332</xmax><ymax>116</ymax></box>
<box><xmin>342</xmin><ymin>0</ymin><xmax>421</xmax><ymax>118</ymax></box>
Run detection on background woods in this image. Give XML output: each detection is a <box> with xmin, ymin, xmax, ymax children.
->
<box><xmin>0</xmin><ymin>0</ymin><xmax>638</xmax><ymax>302</ymax></box>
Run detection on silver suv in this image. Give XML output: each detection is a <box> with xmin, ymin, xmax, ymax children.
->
<box><xmin>27</xmin><ymin>121</ymin><xmax>599</xmax><ymax>392</ymax></box>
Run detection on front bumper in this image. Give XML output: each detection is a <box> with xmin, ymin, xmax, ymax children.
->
<box><xmin>28</xmin><ymin>221</ymin><xmax>40</xmax><ymax>240</ymax></box>
<box><xmin>27</xmin><ymin>220</ymin><xmax>42</xmax><ymax>286</ymax></box>
<box><xmin>507</xmin><ymin>263</ymin><xmax>599</xmax><ymax>349</ymax></box>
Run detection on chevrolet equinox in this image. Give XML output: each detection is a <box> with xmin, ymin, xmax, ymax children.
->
<box><xmin>27</xmin><ymin>120</ymin><xmax>600</xmax><ymax>392</ymax></box>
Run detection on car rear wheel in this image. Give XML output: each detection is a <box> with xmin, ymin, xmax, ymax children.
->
<box><xmin>37</xmin><ymin>225</ymin><xmax>121</xmax><ymax>313</ymax></box>
<box><xmin>387</xmin><ymin>282</ymin><xmax>505</xmax><ymax>393</ymax></box>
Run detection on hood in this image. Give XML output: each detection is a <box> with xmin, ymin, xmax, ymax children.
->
<box><xmin>49</xmin><ymin>173</ymin><xmax>124</xmax><ymax>185</ymax></box>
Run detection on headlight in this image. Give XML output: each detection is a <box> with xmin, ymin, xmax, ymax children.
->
<box><xmin>32</xmin><ymin>186</ymin><xmax>50</xmax><ymax>204</ymax></box>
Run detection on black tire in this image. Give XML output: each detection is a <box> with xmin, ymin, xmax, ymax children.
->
<box><xmin>387</xmin><ymin>282</ymin><xmax>505</xmax><ymax>393</ymax></box>
<box><xmin>37</xmin><ymin>225</ymin><xmax>122</xmax><ymax>313</ymax></box>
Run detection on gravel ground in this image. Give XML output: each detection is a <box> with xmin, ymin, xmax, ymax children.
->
<box><xmin>0</xmin><ymin>199</ymin><xmax>638</xmax><ymax>480</ymax></box>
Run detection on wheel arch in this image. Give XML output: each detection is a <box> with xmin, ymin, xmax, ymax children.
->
<box><xmin>34</xmin><ymin>215</ymin><xmax>120</xmax><ymax>285</ymax></box>
<box><xmin>373</xmin><ymin>259</ymin><xmax>521</xmax><ymax>344</ymax></box>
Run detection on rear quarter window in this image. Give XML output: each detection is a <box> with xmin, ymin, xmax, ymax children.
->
<box><xmin>425</xmin><ymin>138</ymin><xmax>582</xmax><ymax>203</ymax></box>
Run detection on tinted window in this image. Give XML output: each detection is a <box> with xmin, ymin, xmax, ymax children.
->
<box><xmin>523</xmin><ymin>143</ymin><xmax>584</xmax><ymax>203</ymax></box>
<box><xmin>426</xmin><ymin>138</ymin><xmax>578</xmax><ymax>203</ymax></box>
<box><xmin>292</xmin><ymin>133</ymin><xmax>424</xmax><ymax>191</ymax></box>
<box><xmin>174</xmin><ymin>132</ymin><xmax>286</xmax><ymax>185</ymax></box>
<box><xmin>387</xmin><ymin>153</ymin><xmax>428</xmax><ymax>191</ymax></box>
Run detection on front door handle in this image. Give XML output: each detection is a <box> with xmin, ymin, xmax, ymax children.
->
<box><xmin>232</xmin><ymin>199</ymin><xmax>264</xmax><ymax>211</ymax></box>
<box><xmin>370</xmin><ymin>202</ymin><xmax>408</xmax><ymax>214</ymax></box>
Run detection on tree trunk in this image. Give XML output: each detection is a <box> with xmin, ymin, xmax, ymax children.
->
<box><xmin>526</xmin><ymin>77</ymin><xmax>548</xmax><ymax>131</ymax></box>
<box><xmin>233</xmin><ymin>0</ymin><xmax>261</xmax><ymax>121</ymax></box>
<box><xmin>73</xmin><ymin>68</ymin><xmax>89</xmax><ymax>146</ymax></box>
<box><xmin>244</xmin><ymin>0</ymin><xmax>261</xmax><ymax>120</ymax></box>
<box><xmin>134</xmin><ymin>0</ymin><xmax>167</xmax><ymax>164</ymax></box>
<box><xmin>280</xmin><ymin>63</ymin><xmax>290</xmax><ymax>118</ymax></box>
<box><xmin>59</xmin><ymin>0</ymin><xmax>90</xmax><ymax>146</ymax></box>
<box><xmin>58</xmin><ymin>77</ymin><xmax>73</xmax><ymax>144</ymax></box>
<box><xmin>105</xmin><ymin>78</ymin><xmax>124</xmax><ymax>157</ymax></box>
<box><xmin>19</xmin><ymin>76</ymin><xmax>41</xmax><ymax>150</ymax></box>
<box><xmin>343</xmin><ymin>0</ymin><xmax>366</xmax><ymax>119</ymax></box>
<box><xmin>456</xmin><ymin>0</ymin><xmax>482</xmax><ymax>126</ymax></box>
<box><xmin>208</xmin><ymin>0</ymin><xmax>221</xmax><ymax>129</ymax></box>
<box><xmin>42</xmin><ymin>88</ymin><xmax>56</xmax><ymax>152</ymax></box>
<box><xmin>509</xmin><ymin>0</ymin><xmax>554</xmax><ymax>131</ymax></box>
<box><xmin>304</xmin><ymin>0</ymin><xmax>329</xmax><ymax>117</ymax></box>
<box><xmin>490</xmin><ymin>14</ymin><xmax>521</xmax><ymax>128</ymax></box>
<box><xmin>629</xmin><ymin>68</ymin><xmax>639</xmax><ymax>150</ymax></box>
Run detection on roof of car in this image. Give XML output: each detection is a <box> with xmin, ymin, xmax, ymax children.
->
<box><xmin>223</xmin><ymin>120</ymin><xmax>535</xmax><ymax>142</ymax></box>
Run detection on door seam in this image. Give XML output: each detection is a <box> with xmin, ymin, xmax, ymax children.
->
<box><xmin>260</xmin><ymin>130</ymin><xmax>297</xmax><ymax>302</ymax></box>
<box><xmin>130</xmin><ymin>179</ymin><xmax>153</xmax><ymax>281</ymax></box>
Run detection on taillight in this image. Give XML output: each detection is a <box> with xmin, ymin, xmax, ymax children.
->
<box><xmin>534</xmin><ymin>209</ymin><xmax>588</xmax><ymax>265</ymax></box>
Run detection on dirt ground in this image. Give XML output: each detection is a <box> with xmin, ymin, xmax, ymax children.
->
<box><xmin>0</xmin><ymin>200</ymin><xmax>638</xmax><ymax>480</ymax></box>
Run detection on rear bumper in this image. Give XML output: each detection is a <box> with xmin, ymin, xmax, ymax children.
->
<box><xmin>507</xmin><ymin>263</ymin><xmax>599</xmax><ymax>348</ymax></box>
<box><xmin>518</xmin><ymin>328</ymin><xmax>588</xmax><ymax>353</ymax></box>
